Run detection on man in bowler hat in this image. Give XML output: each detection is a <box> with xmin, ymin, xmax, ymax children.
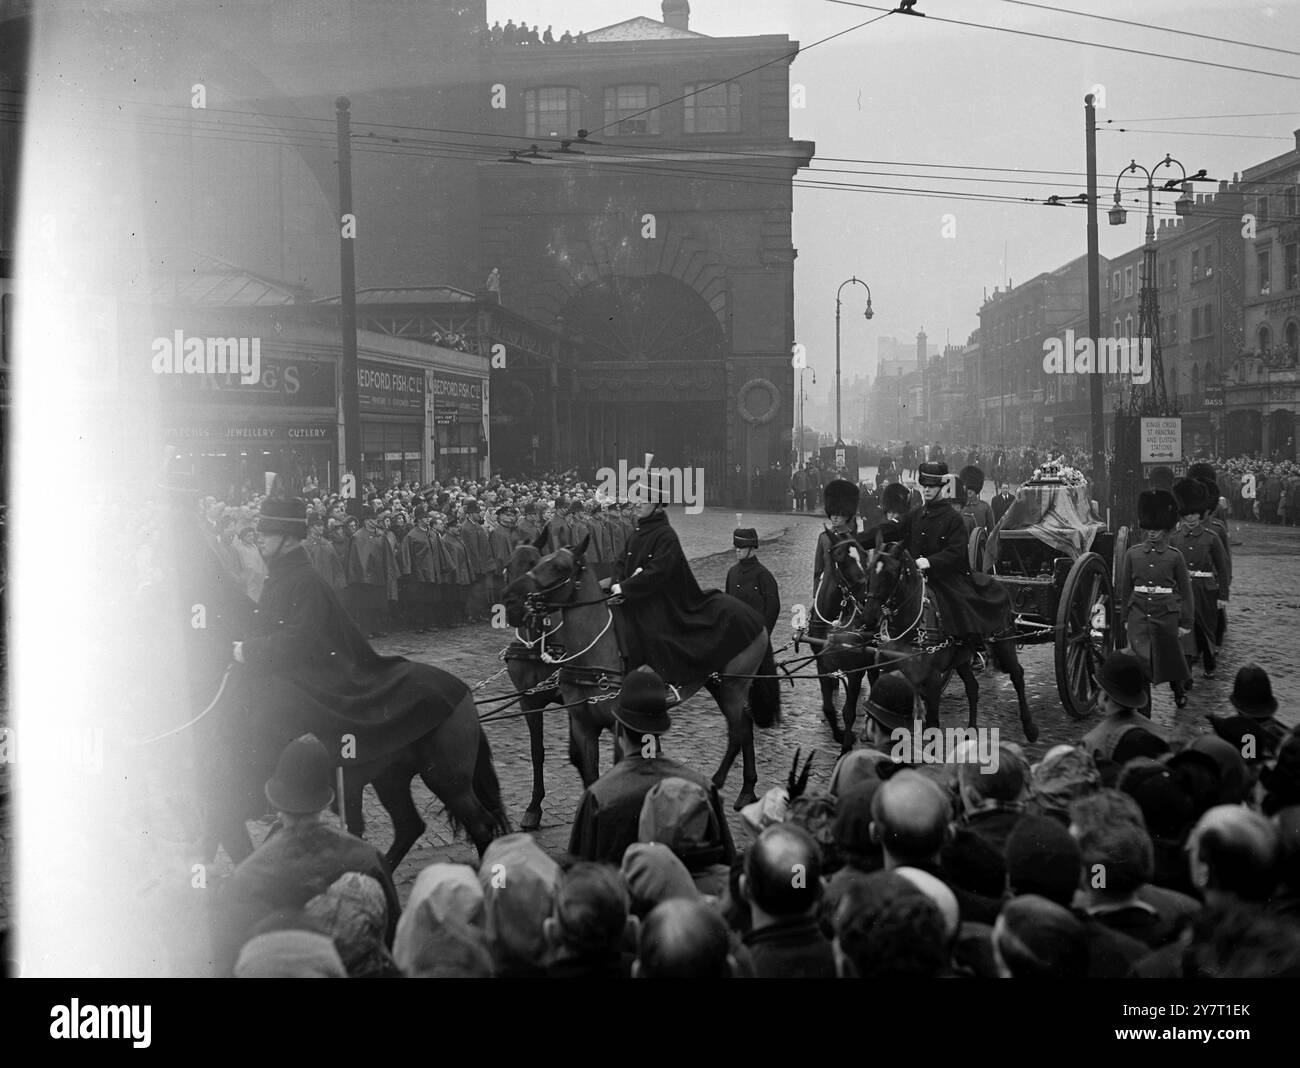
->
<box><xmin>215</xmin><ymin>734</ymin><xmax>399</xmax><ymax>976</ymax></box>
<box><xmin>1080</xmin><ymin>651</ymin><xmax>1166</xmax><ymax>762</ymax></box>
<box><xmin>568</xmin><ymin>667</ymin><xmax>734</xmax><ymax>865</ymax></box>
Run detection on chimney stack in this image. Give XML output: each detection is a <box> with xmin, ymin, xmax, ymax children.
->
<box><xmin>662</xmin><ymin>0</ymin><xmax>691</xmax><ymax>31</ymax></box>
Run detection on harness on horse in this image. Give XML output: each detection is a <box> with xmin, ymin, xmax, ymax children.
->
<box><xmin>519</xmin><ymin>552</ymin><xmax>688</xmax><ymax>707</ymax></box>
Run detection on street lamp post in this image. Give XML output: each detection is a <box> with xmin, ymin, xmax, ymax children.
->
<box><xmin>835</xmin><ymin>276</ymin><xmax>873</xmax><ymax>445</ymax></box>
<box><xmin>798</xmin><ymin>366</ymin><xmax>816</xmax><ymax>464</ymax></box>
<box><xmin>1108</xmin><ymin>153</ymin><xmax>1198</xmax><ymax>417</ymax></box>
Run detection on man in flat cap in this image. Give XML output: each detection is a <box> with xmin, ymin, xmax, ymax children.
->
<box><xmin>725</xmin><ymin>523</ymin><xmax>780</xmax><ymax>635</ymax></box>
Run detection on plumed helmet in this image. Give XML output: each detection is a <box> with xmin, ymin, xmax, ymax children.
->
<box><xmin>1171</xmin><ymin>478</ymin><xmax>1208</xmax><ymax>517</ymax></box>
<box><xmin>1137</xmin><ymin>489</ymin><xmax>1179</xmax><ymax>531</ymax></box>
<box><xmin>959</xmin><ymin>465</ymin><xmax>985</xmax><ymax>494</ymax></box>
<box><xmin>823</xmin><ymin>478</ymin><xmax>860</xmax><ymax>519</ymax></box>
<box><xmin>881</xmin><ymin>482</ymin><xmax>912</xmax><ymax>515</ymax></box>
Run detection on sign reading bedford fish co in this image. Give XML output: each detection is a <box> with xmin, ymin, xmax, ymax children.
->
<box><xmin>429</xmin><ymin>371</ymin><xmax>483</xmax><ymax>416</ymax></box>
<box><xmin>358</xmin><ymin>360</ymin><xmax>424</xmax><ymax>412</ymax></box>
<box><xmin>1140</xmin><ymin>418</ymin><xmax>1182</xmax><ymax>464</ymax></box>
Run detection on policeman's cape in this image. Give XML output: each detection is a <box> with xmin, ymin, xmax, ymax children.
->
<box><xmin>230</xmin><ymin>546</ymin><xmax>468</xmax><ymax>761</ymax></box>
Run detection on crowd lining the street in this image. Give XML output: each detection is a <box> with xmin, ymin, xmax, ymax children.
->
<box><xmin>203</xmin><ymin>457</ymin><xmax>1300</xmax><ymax>979</ymax></box>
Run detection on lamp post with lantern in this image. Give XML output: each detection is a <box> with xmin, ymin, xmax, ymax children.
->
<box><xmin>835</xmin><ymin>276</ymin><xmax>873</xmax><ymax>445</ymax></box>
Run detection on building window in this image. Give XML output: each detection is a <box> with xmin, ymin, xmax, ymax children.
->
<box><xmin>1191</xmin><ymin>307</ymin><xmax>1200</xmax><ymax>337</ymax></box>
<box><xmin>524</xmin><ymin>87</ymin><xmax>582</xmax><ymax>138</ymax></box>
<box><xmin>1258</xmin><ymin>248</ymin><xmax>1272</xmax><ymax>295</ymax></box>
<box><xmin>1286</xmin><ymin>320</ymin><xmax>1299</xmax><ymax>357</ymax></box>
<box><xmin>1204</xmin><ymin>244</ymin><xmax>1214</xmax><ymax>277</ymax></box>
<box><xmin>1191</xmin><ymin>248</ymin><xmax>1200</xmax><ymax>280</ymax></box>
<box><xmin>1286</xmin><ymin>185</ymin><xmax>1298</xmax><ymax>218</ymax></box>
<box><xmin>1124</xmin><ymin>266</ymin><xmax>1134</xmax><ymax>297</ymax></box>
<box><xmin>1259</xmin><ymin>324</ymin><xmax>1272</xmax><ymax>354</ymax></box>
<box><xmin>1125</xmin><ymin>315</ymin><xmax>1133</xmax><ymax>339</ymax></box>
<box><xmin>1204</xmin><ymin>303</ymin><xmax>1213</xmax><ymax>335</ymax></box>
<box><xmin>1157</xmin><ymin>261</ymin><xmax>1166</xmax><ymax>289</ymax></box>
<box><xmin>1287</xmin><ymin>243</ymin><xmax>1299</xmax><ymax>290</ymax></box>
<box><xmin>1113</xmin><ymin>318</ymin><xmax>1121</xmax><ymax>338</ymax></box>
<box><xmin>1258</xmin><ymin>194</ymin><xmax>1270</xmax><ymax>225</ymax></box>
<box><xmin>683</xmin><ymin>81</ymin><xmax>741</xmax><ymax>133</ymax></box>
<box><xmin>1112</xmin><ymin>270</ymin><xmax>1121</xmax><ymax>294</ymax></box>
<box><xmin>604</xmin><ymin>84</ymin><xmax>661</xmax><ymax>134</ymax></box>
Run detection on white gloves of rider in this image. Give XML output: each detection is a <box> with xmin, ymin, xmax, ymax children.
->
<box><xmin>915</xmin><ymin>557</ymin><xmax>931</xmax><ymax>571</ymax></box>
<box><xmin>232</xmin><ymin>641</ymin><xmax>245</xmax><ymax>664</ymax></box>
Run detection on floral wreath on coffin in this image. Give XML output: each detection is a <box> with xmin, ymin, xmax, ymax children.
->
<box><xmin>1025</xmin><ymin>457</ymin><xmax>1087</xmax><ymax>487</ymax></box>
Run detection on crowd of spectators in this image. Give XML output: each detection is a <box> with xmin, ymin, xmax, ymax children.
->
<box><xmin>188</xmin><ymin>471</ymin><xmax>638</xmax><ymax>637</ymax></box>
<box><xmin>216</xmin><ymin>656</ymin><xmax>1300</xmax><ymax>978</ymax></box>
<box><xmin>487</xmin><ymin>20</ymin><xmax>588</xmax><ymax>45</ymax></box>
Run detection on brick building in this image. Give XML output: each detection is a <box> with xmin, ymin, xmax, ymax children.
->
<box><xmin>1232</xmin><ymin>131</ymin><xmax>1300</xmax><ymax>459</ymax></box>
<box><xmin>11</xmin><ymin>0</ymin><xmax>812</xmax><ymax>495</ymax></box>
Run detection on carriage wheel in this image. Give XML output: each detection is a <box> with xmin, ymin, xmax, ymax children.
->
<box><xmin>968</xmin><ymin>527</ymin><xmax>988</xmax><ymax>574</ymax></box>
<box><xmin>1054</xmin><ymin>552</ymin><xmax>1114</xmax><ymax>720</ymax></box>
<box><xmin>1111</xmin><ymin>525</ymin><xmax>1129</xmax><ymax>648</ymax></box>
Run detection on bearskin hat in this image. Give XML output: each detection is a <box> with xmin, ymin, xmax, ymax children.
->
<box><xmin>959</xmin><ymin>465</ymin><xmax>985</xmax><ymax>494</ymax></box>
<box><xmin>1188</xmin><ymin>462</ymin><xmax>1217</xmax><ymax>483</ymax></box>
<box><xmin>881</xmin><ymin>482</ymin><xmax>912</xmax><ymax>515</ymax></box>
<box><xmin>1172</xmin><ymin>478</ymin><xmax>1208</xmax><ymax>517</ymax></box>
<box><xmin>1197</xmin><ymin>477</ymin><xmax>1222</xmax><ymax>513</ymax></box>
<box><xmin>823</xmin><ymin>478</ymin><xmax>860</xmax><ymax>519</ymax></box>
<box><xmin>1137</xmin><ymin>489</ymin><xmax>1179</xmax><ymax>531</ymax></box>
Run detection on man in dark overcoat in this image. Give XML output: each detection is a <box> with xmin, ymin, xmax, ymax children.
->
<box><xmin>231</xmin><ymin>497</ymin><xmax>471</xmax><ymax>764</ymax></box>
<box><xmin>609</xmin><ymin>477</ymin><xmax>765</xmax><ymax>683</ymax></box>
<box><xmin>888</xmin><ymin>462</ymin><xmax>1013</xmax><ymax>647</ymax></box>
<box><xmin>725</xmin><ymin>525</ymin><xmax>780</xmax><ymax>634</ymax></box>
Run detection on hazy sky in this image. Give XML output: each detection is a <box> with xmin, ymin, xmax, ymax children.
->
<box><xmin>489</xmin><ymin>0</ymin><xmax>1300</xmax><ymax>401</ymax></box>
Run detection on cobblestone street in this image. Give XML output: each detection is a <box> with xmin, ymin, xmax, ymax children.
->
<box><xmin>349</xmin><ymin>504</ymin><xmax>1300</xmax><ymax>900</ymax></box>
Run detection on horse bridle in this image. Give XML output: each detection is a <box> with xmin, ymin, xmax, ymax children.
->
<box><xmin>518</xmin><ymin>548</ymin><xmax>620</xmax><ymax>672</ymax></box>
<box><xmin>859</xmin><ymin>550</ymin><xmax>929</xmax><ymax>643</ymax></box>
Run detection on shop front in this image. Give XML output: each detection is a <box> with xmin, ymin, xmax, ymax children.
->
<box><xmin>358</xmin><ymin>358</ymin><xmax>425</xmax><ymax>487</ymax></box>
<box><xmin>429</xmin><ymin>369</ymin><xmax>487</xmax><ymax>481</ymax></box>
<box><xmin>156</xmin><ymin>352</ymin><xmax>338</xmax><ymax>497</ymax></box>
<box><xmin>162</xmin><ymin>420</ymin><xmax>338</xmax><ymax>500</ymax></box>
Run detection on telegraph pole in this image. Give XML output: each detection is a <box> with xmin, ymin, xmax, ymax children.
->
<box><xmin>1085</xmin><ymin>94</ymin><xmax>1107</xmax><ymax>508</ymax></box>
<box><xmin>336</xmin><ymin>97</ymin><xmax>362</xmax><ymax>495</ymax></box>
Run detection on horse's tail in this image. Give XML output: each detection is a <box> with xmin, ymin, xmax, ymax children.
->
<box><xmin>472</xmin><ymin>729</ymin><xmax>512</xmax><ymax>836</ymax></box>
<box><xmin>749</xmin><ymin>643</ymin><xmax>782</xmax><ymax>728</ymax></box>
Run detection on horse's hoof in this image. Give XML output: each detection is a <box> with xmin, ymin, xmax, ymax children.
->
<box><xmin>1021</xmin><ymin>718</ymin><xmax>1040</xmax><ymax>744</ymax></box>
<box><xmin>520</xmin><ymin>808</ymin><xmax>541</xmax><ymax>832</ymax></box>
<box><xmin>733</xmin><ymin>790</ymin><xmax>758</xmax><ymax>812</ymax></box>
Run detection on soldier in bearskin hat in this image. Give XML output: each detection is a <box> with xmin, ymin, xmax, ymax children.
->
<box><xmin>1116</xmin><ymin>489</ymin><xmax>1194</xmax><ymax>708</ymax></box>
<box><xmin>957</xmin><ymin>465</ymin><xmax>994</xmax><ymax>534</ymax></box>
<box><xmin>1170</xmin><ymin>478</ymin><xmax>1229</xmax><ymax>680</ymax></box>
<box><xmin>725</xmin><ymin>522</ymin><xmax>780</xmax><ymax>634</ymax></box>
<box><xmin>1189</xmin><ymin>461</ymin><xmax>1232</xmax><ymax>643</ymax></box>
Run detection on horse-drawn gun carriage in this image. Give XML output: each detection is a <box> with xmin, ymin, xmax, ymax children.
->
<box><xmin>979</xmin><ymin>461</ymin><xmax>1128</xmax><ymax>720</ymax></box>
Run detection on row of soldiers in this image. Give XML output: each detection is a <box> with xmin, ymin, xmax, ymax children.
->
<box><xmin>289</xmin><ymin>500</ymin><xmax>640</xmax><ymax>637</ymax></box>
